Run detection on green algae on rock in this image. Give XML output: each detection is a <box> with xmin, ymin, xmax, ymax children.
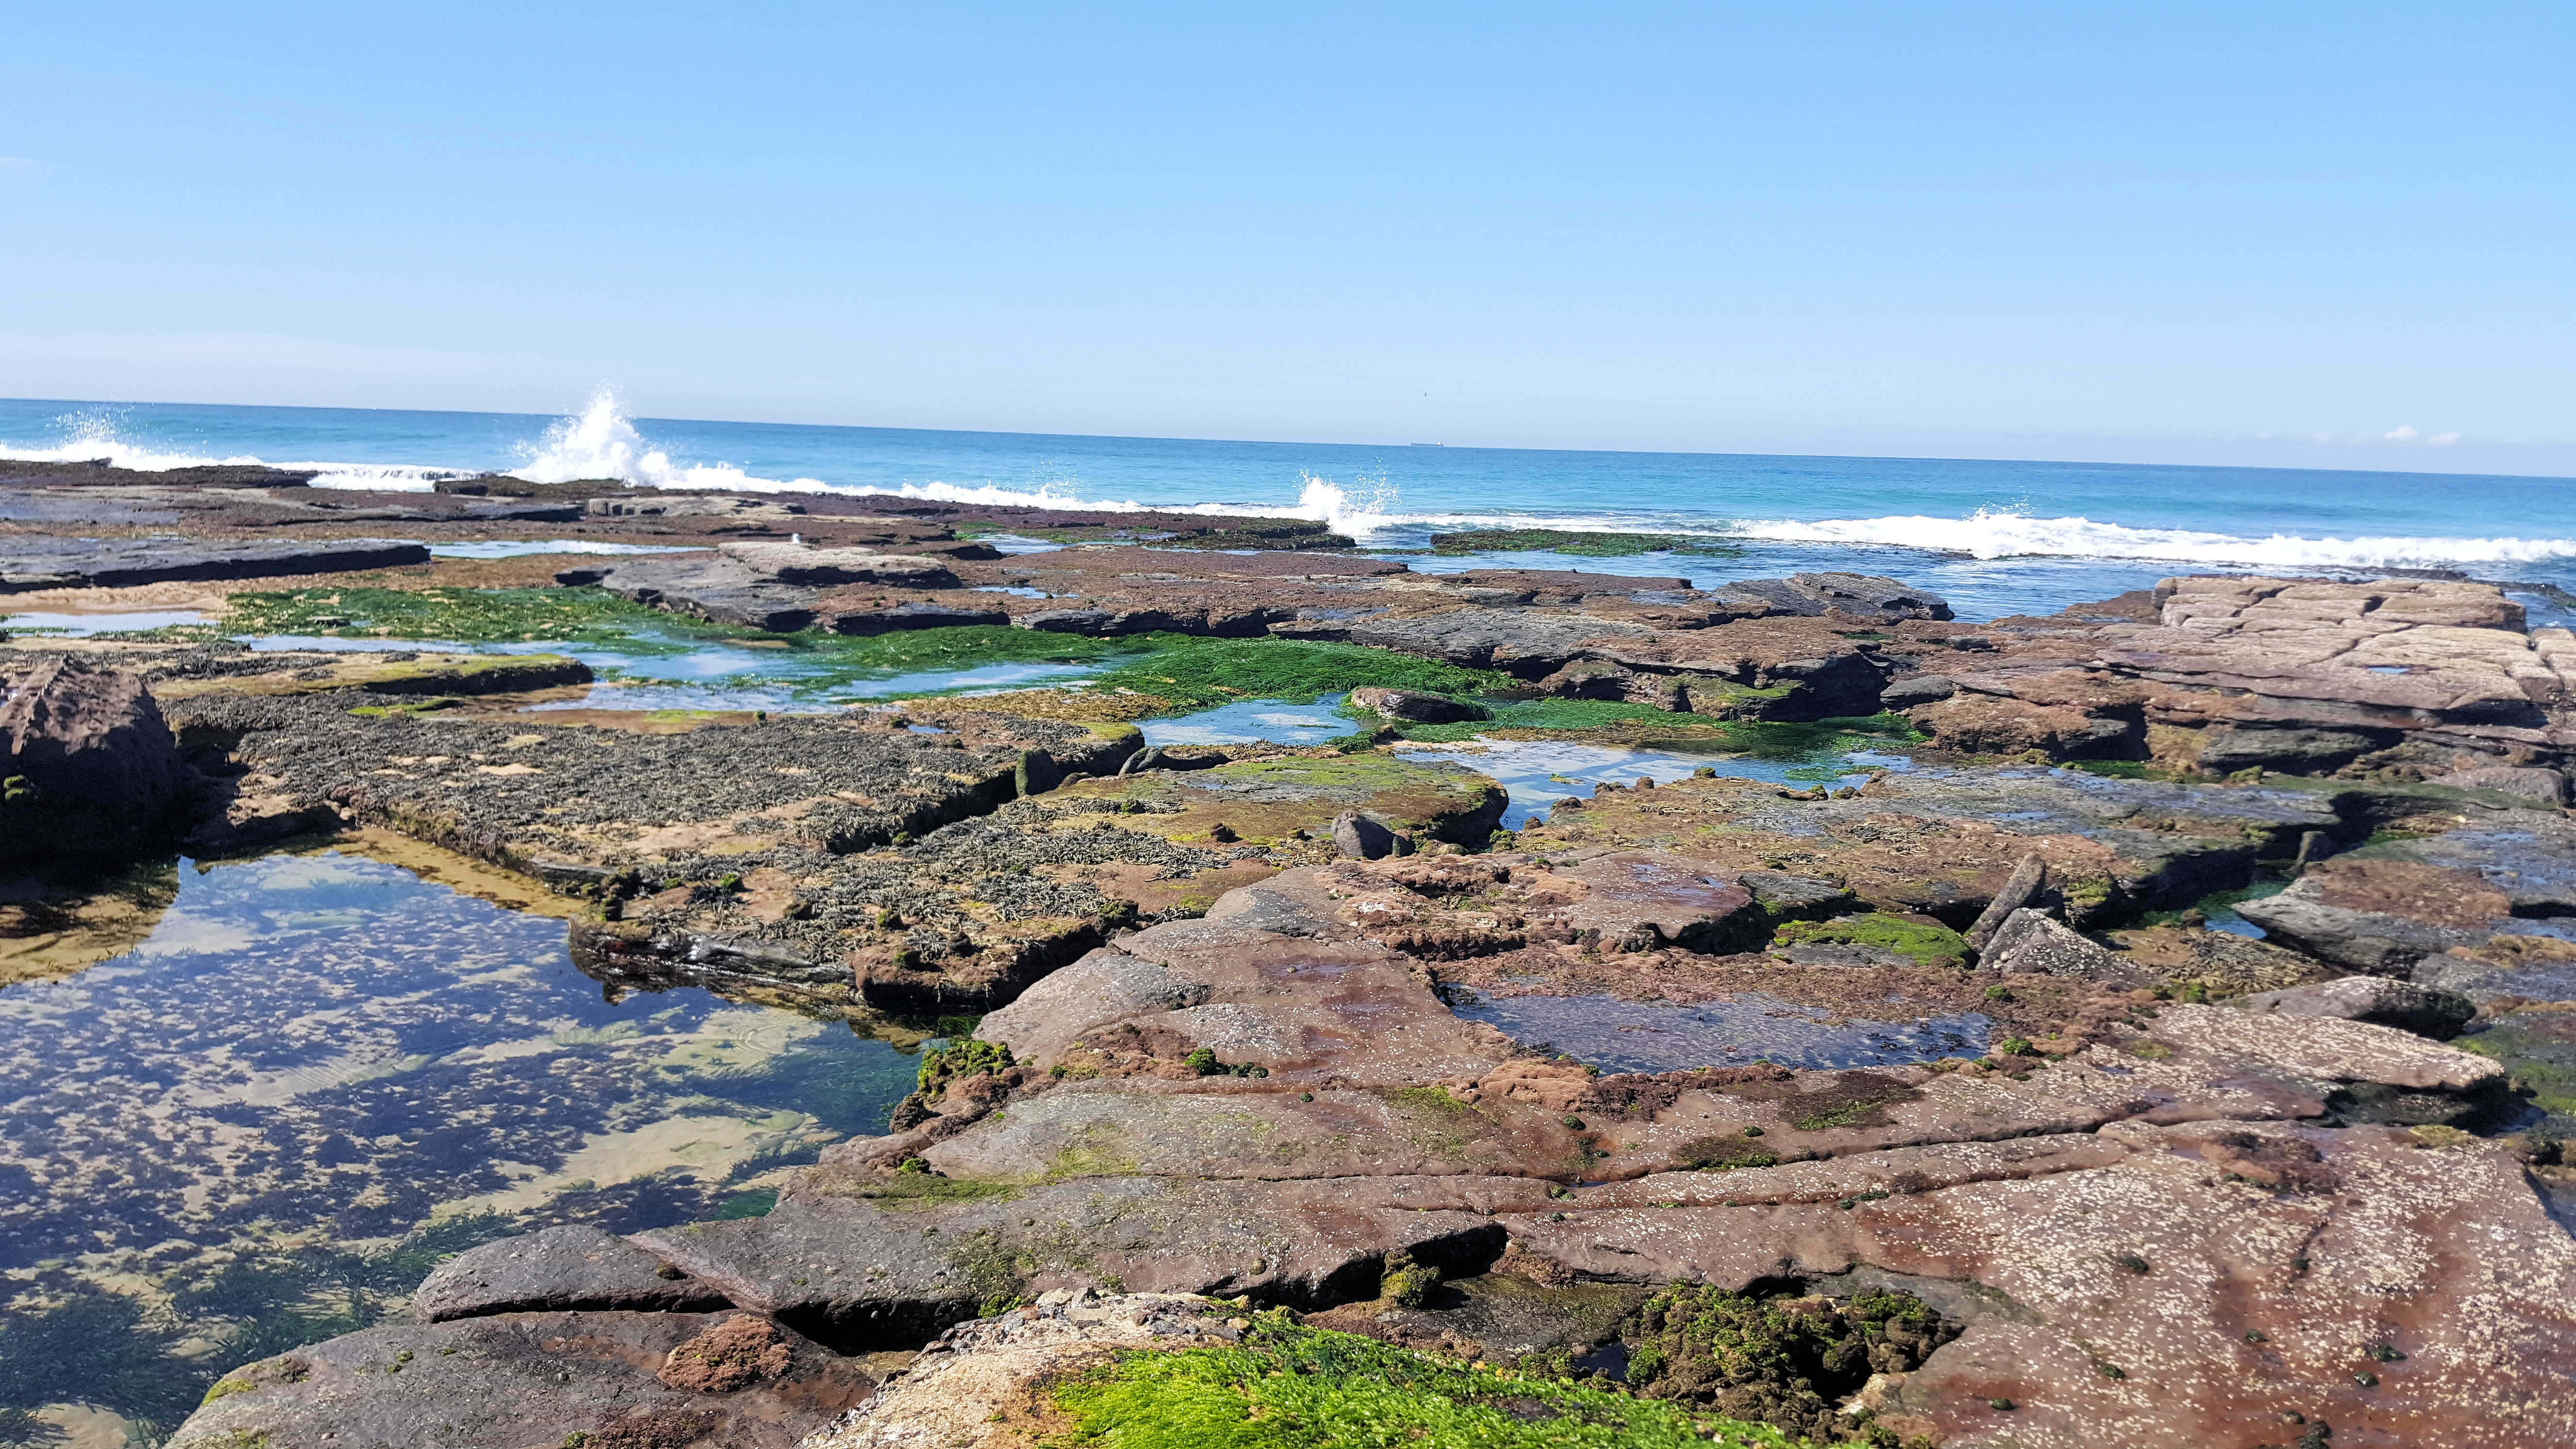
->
<box><xmin>1049</xmin><ymin>1316</ymin><xmax>1815</xmax><ymax>1449</ymax></box>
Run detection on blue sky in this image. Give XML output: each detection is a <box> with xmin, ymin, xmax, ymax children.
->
<box><xmin>1</xmin><ymin>2</ymin><xmax>2567</xmax><ymax>473</ymax></box>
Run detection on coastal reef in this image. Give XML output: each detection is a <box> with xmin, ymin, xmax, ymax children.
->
<box><xmin>1</xmin><ymin>462</ymin><xmax>2572</xmax><ymax>1448</ymax></box>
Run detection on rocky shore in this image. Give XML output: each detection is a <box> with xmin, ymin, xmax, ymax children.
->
<box><xmin>2</xmin><ymin>465</ymin><xmax>2572</xmax><ymax>1448</ymax></box>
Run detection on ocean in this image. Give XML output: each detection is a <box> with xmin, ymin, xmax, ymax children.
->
<box><xmin>5</xmin><ymin>392</ymin><xmax>2571</xmax><ymax>626</ymax></box>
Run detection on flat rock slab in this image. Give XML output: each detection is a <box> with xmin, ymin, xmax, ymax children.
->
<box><xmin>1578</xmin><ymin>1132</ymin><xmax>2134</xmax><ymax>1209</ymax></box>
<box><xmin>1059</xmin><ymin>753</ymin><xmax>1508</xmax><ymax>850</ymax></box>
<box><xmin>1503</xmin><ymin>1121</ymin><xmax>2576</xmax><ymax>1448</ymax></box>
<box><xmin>630</xmin><ymin>1170</ymin><xmax>1530</xmax><ymax>1348</ymax></box>
<box><xmin>2234</xmin><ymin>838</ymin><xmax>2576</xmax><ymax>973</ymax></box>
<box><xmin>1580</xmin><ymin>1049</ymin><xmax>2326</xmax><ymax>1179</ymax></box>
<box><xmin>976</xmin><ymin>917</ymin><xmax>1522</xmax><ymax>1085</ymax></box>
<box><xmin>168</xmin><ymin>1310</ymin><xmax>873</xmax><ymax>1449</ymax></box>
<box><xmin>414</xmin><ymin>1224</ymin><xmax>735</xmax><ymax>1322</ymax></box>
<box><xmin>2145</xmin><ymin>1000</ymin><xmax>2501</xmax><ymax>1092</ymax></box>
<box><xmin>173</xmin><ymin>693</ymin><xmax>1118</xmax><ymax>865</ymax></box>
<box><xmin>1519</xmin><ymin>766</ymin><xmax>2339</xmax><ymax>927</ymax></box>
<box><xmin>0</xmin><ymin>536</ymin><xmax>431</xmax><ymax>589</ymax></box>
<box><xmin>916</xmin><ymin>1080</ymin><xmax>1586</xmax><ymax>1183</ymax></box>
<box><xmin>2227</xmin><ymin>975</ymin><xmax>2477</xmax><ymax>1039</ymax></box>
<box><xmin>153</xmin><ymin>650</ymin><xmax>592</xmax><ymax>701</ymax></box>
<box><xmin>1889</xmin><ymin>576</ymin><xmax>2576</xmax><ymax>767</ymax></box>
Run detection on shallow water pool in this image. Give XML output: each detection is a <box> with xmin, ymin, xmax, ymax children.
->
<box><xmin>1139</xmin><ymin>693</ymin><xmax>1354</xmax><ymax>745</ymax></box>
<box><xmin>1443</xmin><ymin>985</ymin><xmax>1990</xmax><ymax>1074</ymax></box>
<box><xmin>0</xmin><ymin>849</ymin><xmax>917</xmax><ymax>1432</ymax></box>
<box><xmin>5</xmin><ymin>609</ymin><xmax>208</xmax><ymax>635</ymax></box>
<box><xmin>1396</xmin><ymin>739</ymin><xmax>1900</xmax><ymax>829</ymax></box>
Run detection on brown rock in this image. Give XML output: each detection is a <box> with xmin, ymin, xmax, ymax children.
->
<box><xmin>657</xmin><ymin>1313</ymin><xmax>794</xmax><ymax>1391</ymax></box>
<box><xmin>0</xmin><ymin>655</ymin><xmax>190</xmax><ymax>862</ymax></box>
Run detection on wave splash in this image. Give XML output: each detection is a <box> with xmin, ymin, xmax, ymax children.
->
<box><xmin>0</xmin><ymin>407</ymin><xmax>266</xmax><ymax>472</ymax></box>
<box><xmin>510</xmin><ymin>389</ymin><xmax>833</xmax><ymax>494</ymax></box>
<box><xmin>507</xmin><ymin>391</ymin><xmax>1408</xmax><ymax>532</ymax></box>
<box><xmin>1282</xmin><ymin>470</ymin><xmax>1400</xmax><ymax>537</ymax></box>
<box><xmin>1731</xmin><ymin>508</ymin><xmax>2576</xmax><ymax>570</ymax></box>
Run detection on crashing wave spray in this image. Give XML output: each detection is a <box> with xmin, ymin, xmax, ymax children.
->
<box><xmin>0</xmin><ymin>407</ymin><xmax>264</xmax><ymax>471</ymax></box>
<box><xmin>1282</xmin><ymin>469</ymin><xmax>1400</xmax><ymax>537</ymax></box>
<box><xmin>511</xmin><ymin>389</ymin><xmax>833</xmax><ymax>493</ymax></box>
<box><xmin>1732</xmin><ymin>507</ymin><xmax>2576</xmax><ymax>569</ymax></box>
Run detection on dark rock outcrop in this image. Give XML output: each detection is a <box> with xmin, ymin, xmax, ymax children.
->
<box><xmin>0</xmin><ymin>535</ymin><xmax>431</xmax><ymax>590</ymax></box>
<box><xmin>0</xmin><ymin>656</ymin><xmax>190</xmax><ymax>862</ymax></box>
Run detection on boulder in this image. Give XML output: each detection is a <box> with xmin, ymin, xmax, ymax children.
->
<box><xmin>1710</xmin><ymin>572</ymin><xmax>1953</xmax><ymax>622</ymax></box>
<box><xmin>2226</xmin><ymin>974</ymin><xmax>2479</xmax><ymax>1039</ymax></box>
<box><xmin>1546</xmin><ymin>851</ymin><xmax>1767</xmax><ymax>953</ymax></box>
<box><xmin>2434</xmin><ymin>764</ymin><xmax>2571</xmax><ymax>805</ymax></box>
<box><xmin>1979</xmin><ymin>908</ymin><xmax>2156</xmax><ymax>987</ymax></box>
<box><xmin>716</xmin><ymin>542</ymin><xmax>960</xmax><ymax>589</ymax></box>
<box><xmin>2194</xmin><ymin>724</ymin><xmax>2382</xmax><ymax>773</ymax></box>
<box><xmin>413</xmin><ymin>1224</ymin><xmax>734</xmax><ymax>1322</ymax></box>
<box><xmin>1877</xmin><ymin>674</ymin><xmax>1956</xmax><ymax>708</ymax></box>
<box><xmin>1963</xmin><ymin>853</ymin><xmax>2047</xmax><ymax>950</ymax></box>
<box><xmin>1347</xmin><ymin>685</ymin><xmax>1487</xmax><ymax>724</ymax></box>
<box><xmin>1333</xmin><ymin>811</ymin><xmax>1407</xmax><ymax>859</ymax></box>
<box><xmin>169</xmin><ymin>1310</ymin><xmax>871</xmax><ymax>1449</ymax></box>
<box><xmin>0</xmin><ymin>656</ymin><xmax>190</xmax><ymax>863</ymax></box>
<box><xmin>2234</xmin><ymin>858</ymin><xmax>2525</xmax><ymax>972</ymax></box>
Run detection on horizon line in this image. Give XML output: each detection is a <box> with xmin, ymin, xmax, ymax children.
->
<box><xmin>2</xmin><ymin>392</ymin><xmax>2568</xmax><ymax>486</ymax></box>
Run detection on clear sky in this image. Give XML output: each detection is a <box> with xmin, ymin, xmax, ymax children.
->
<box><xmin>2</xmin><ymin>1</ymin><xmax>2568</xmax><ymax>474</ymax></box>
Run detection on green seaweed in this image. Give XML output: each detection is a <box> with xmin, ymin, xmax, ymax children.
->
<box><xmin>225</xmin><ymin>585</ymin><xmax>670</xmax><ymax>644</ymax></box>
<box><xmin>1623</xmin><ymin>1286</ymin><xmax>1955</xmax><ymax>1444</ymax></box>
<box><xmin>1087</xmin><ymin>635</ymin><xmax>1510</xmax><ymax>712</ymax></box>
<box><xmin>715</xmin><ymin>1187</ymin><xmax>780</xmax><ymax>1219</ymax></box>
<box><xmin>1770</xmin><ymin>914</ymin><xmax>1969</xmax><ymax>969</ymax></box>
<box><xmin>1048</xmin><ymin>1315</ymin><xmax>1817</xmax><ymax>1449</ymax></box>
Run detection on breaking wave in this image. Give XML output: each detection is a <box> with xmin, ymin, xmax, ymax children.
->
<box><xmin>1730</xmin><ymin>508</ymin><xmax>2576</xmax><ymax>569</ymax></box>
<box><xmin>509</xmin><ymin>389</ymin><xmax>833</xmax><ymax>493</ymax></box>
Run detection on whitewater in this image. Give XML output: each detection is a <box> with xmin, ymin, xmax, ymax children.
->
<box><xmin>4</xmin><ymin>391</ymin><xmax>2570</xmax><ymax>622</ymax></box>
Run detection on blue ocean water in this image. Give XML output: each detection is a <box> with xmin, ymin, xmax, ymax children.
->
<box><xmin>5</xmin><ymin>393</ymin><xmax>2570</xmax><ymax>624</ymax></box>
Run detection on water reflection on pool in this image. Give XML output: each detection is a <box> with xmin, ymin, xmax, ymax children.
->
<box><xmin>1443</xmin><ymin>985</ymin><xmax>1990</xmax><ymax>1074</ymax></box>
<box><xmin>0</xmin><ymin>850</ymin><xmax>915</xmax><ymax>1432</ymax></box>
<box><xmin>241</xmin><ymin>630</ymin><xmax>1112</xmax><ymax>713</ymax></box>
<box><xmin>1139</xmin><ymin>693</ymin><xmax>1354</xmax><ymax>746</ymax></box>
<box><xmin>1398</xmin><ymin>740</ymin><xmax>1905</xmax><ymax>829</ymax></box>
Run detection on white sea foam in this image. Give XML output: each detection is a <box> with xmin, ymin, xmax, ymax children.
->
<box><xmin>1728</xmin><ymin>508</ymin><xmax>2576</xmax><ymax>569</ymax></box>
<box><xmin>0</xmin><ymin>407</ymin><xmax>467</xmax><ymax>490</ymax></box>
<box><xmin>0</xmin><ymin>408</ymin><xmax>267</xmax><ymax>471</ymax></box>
